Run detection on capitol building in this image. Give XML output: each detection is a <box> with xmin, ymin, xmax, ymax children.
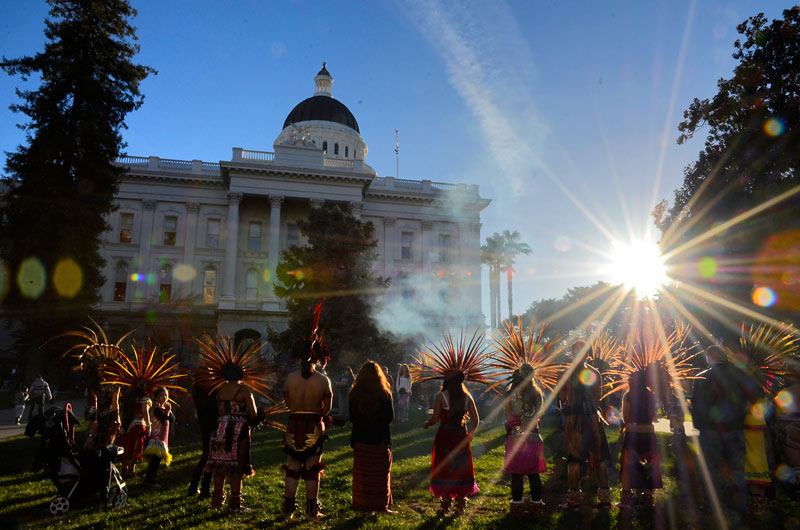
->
<box><xmin>97</xmin><ymin>65</ymin><xmax>490</xmax><ymax>349</ymax></box>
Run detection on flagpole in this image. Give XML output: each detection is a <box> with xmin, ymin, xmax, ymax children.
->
<box><xmin>395</xmin><ymin>129</ymin><xmax>399</xmax><ymax>179</ymax></box>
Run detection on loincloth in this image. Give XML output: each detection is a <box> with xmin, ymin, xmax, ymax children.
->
<box><xmin>283</xmin><ymin>412</ymin><xmax>328</xmax><ymax>460</ymax></box>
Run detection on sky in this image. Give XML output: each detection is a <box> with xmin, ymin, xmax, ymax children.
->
<box><xmin>0</xmin><ymin>0</ymin><xmax>793</xmax><ymax>321</ymax></box>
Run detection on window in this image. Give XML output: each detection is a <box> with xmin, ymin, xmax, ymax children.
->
<box><xmin>334</xmin><ymin>143</ymin><xmax>339</xmax><ymax>155</ymax></box>
<box><xmin>401</xmin><ymin>231</ymin><xmax>413</xmax><ymax>260</ymax></box>
<box><xmin>248</xmin><ymin>222</ymin><xmax>262</xmax><ymax>251</ymax></box>
<box><xmin>163</xmin><ymin>216</ymin><xmax>177</xmax><ymax>246</ymax></box>
<box><xmin>159</xmin><ymin>263</ymin><xmax>172</xmax><ymax>303</ymax></box>
<box><xmin>114</xmin><ymin>262</ymin><xmax>128</xmax><ymax>301</ymax></box>
<box><xmin>203</xmin><ymin>268</ymin><xmax>216</xmax><ymax>304</ymax></box>
<box><xmin>354</xmin><ymin>148</ymin><xmax>358</xmax><ymax>159</ymax></box>
<box><xmin>286</xmin><ymin>224</ymin><xmax>299</xmax><ymax>248</ymax></box>
<box><xmin>345</xmin><ymin>145</ymin><xmax>349</xmax><ymax>157</ymax></box>
<box><xmin>207</xmin><ymin>219</ymin><xmax>220</xmax><ymax>248</ymax></box>
<box><xmin>119</xmin><ymin>213</ymin><xmax>133</xmax><ymax>243</ymax></box>
<box><xmin>246</xmin><ymin>269</ymin><xmax>258</xmax><ymax>300</ymax></box>
<box><xmin>438</xmin><ymin>234</ymin><xmax>450</xmax><ymax>263</ymax></box>
<box><xmin>322</xmin><ymin>141</ymin><xmax>328</xmax><ymax>154</ymax></box>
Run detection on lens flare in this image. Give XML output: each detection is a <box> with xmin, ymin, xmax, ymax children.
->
<box><xmin>608</xmin><ymin>239</ymin><xmax>668</xmax><ymax>297</ymax></box>
<box><xmin>775</xmin><ymin>389</ymin><xmax>796</xmax><ymax>413</ymax></box>
<box><xmin>53</xmin><ymin>258</ymin><xmax>82</xmax><ymax>298</ymax></box>
<box><xmin>775</xmin><ymin>464</ymin><xmax>795</xmax><ymax>483</ymax></box>
<box><xmin>763</xmin><ymin>117</ymin><xmax>785</xmax><ymax>137</ymax></box>
<box><xmin>578</xmin><ymin>368</ymin><xmax>598</xmax><ymax>386</ymax></box>
<box><xmin>749</xmin><ymin>400</ymin><xmax>768</xmax><ymax>421</ymax></box>
<box><xmin>698</xmin><ymin>257</ymin><xmax>717</xmax><ymax>279</ymax></box>
<box><xmin>605</xmin><ymin>406</ymin><xmax>621</xmax><ymax>425</ymax></box>
<box><xmin>145</xmin><ymin>309</ymin><xmax>156</xmax><ymax>325</ymax></box>
<box><xmin>173</xmin><ymin>264</ymin><xmax>196</xmax><ymax>282</ymax></box>
<box><xmin>752</xmin><ymin>286</ymin><xmax>776</xmax><ymax>307</ymax></box>
<box><xmin>554</xmin><ymin>235</ymin><xmax>571</xmax><ymax>252</ymax></box>
<box><xmin>262</xmin><ymin>269</ymin><xmax>271</xmax><ymax>283</ymax></box>
<box><xmin>0</xmin><ymin>261</ymin><xmax>9</xmax><ymax>302</ymax></box>
<box><xmin>17</xmin><ymin>257</ymin><xmax>46</xmax><ymax>299</ymax></box>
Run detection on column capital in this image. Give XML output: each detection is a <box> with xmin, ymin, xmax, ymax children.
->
<box><xmin>384</xmin><ymin>216</ymin><xmax>396</xmax><ymax>226</ymax></box>
<box><xmin>270</xmin><ymin>195</ymin><xmax>285</xmax><ymax>208</ymax></box>
<box><xmin>187</xmin><ymin>202</ymin><xmax>200</xmax><ymax>213</ymax></box>
<box><xmin>348</xmin><ymin>201</ymin><xmax>362</xmax><ymax>219</ymax></box>
<box><xmin>309</xmin><ymin>197</ymin><xmax>325</xmax><ymax>209</ymax></box>
<box><xmin>142</xmin><ymin>199</ymin><xmax>157</xmax><ymax>210</ymax></box>
<box><xmin>227</xmin><ymin>192</ymin><xmax>243</xmax><ymax>205</ymax></box>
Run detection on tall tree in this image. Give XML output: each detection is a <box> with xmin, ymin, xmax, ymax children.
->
<box><xmin>481</xmin><ymin>234</ymin><xmax>503</xmax><ymax>328</ymax></box>
<box><xmin>498</xmin><ymin>229</ymin><xmax>531</xmax><ymax>320</ymax></box>
<box><xmin>0</xmin><ymin>0</ymin><xmax>154</xmax><ymax>376</ymax></box>
<box><xmin>271</xmin><ymin>204</ymin><xmax>403</xmax><ymax>368</ymax></box>
<box><xmin>655</xmin><ymin>7</ymin><xmax>800</xmax><ymax>323</ymax></box>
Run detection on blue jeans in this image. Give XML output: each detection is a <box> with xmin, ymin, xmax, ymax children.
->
<box><xmin>698</xmin><ymin>429</ymin><xmax>746</xmax><ymax>514</ymax></box>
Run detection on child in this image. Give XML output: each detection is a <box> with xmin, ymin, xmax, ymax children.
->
<box><xmin>143</xmin><ymin>387</ymin><xmax>175</xmax><ymax>486</ymax></box>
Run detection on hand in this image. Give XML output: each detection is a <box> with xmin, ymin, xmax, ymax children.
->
<box><xmin>422</xmin><ymin>420</ymin><xmax>430</xmax><ymax>429</ymax></box>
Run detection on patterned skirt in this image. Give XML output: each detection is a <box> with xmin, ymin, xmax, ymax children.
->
<box><xmin>504</xmin><ymin>431</ymin><xmax>546</xmax><ymax>475</ymax></box>
<box><xmin>206</xmin><ymin>414</ymin><xmax>253</xmax><ymax>477</ymax></box>
<box><xmin>430</xmin><ymin>425</ymin><xmax>479</xmax><ymax>498</ymax></box>
<box><xmin>352</xmin><ymin>443</ymin><xmax>393</xmax><ymax>511</ymax></box>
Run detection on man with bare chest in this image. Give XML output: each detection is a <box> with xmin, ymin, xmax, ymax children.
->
<box><xmin>281</xmin><ymin>353</ymin><xmax>333</xmax><ymax>521</ymax></box>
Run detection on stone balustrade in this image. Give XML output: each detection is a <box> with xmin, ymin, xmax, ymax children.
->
<box><xmin>116</xmin><ymin>155</ymin><xmax>220</xmax><ymax>175</ymax></box>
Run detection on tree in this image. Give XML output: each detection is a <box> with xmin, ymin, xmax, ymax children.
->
<box><xmin>480</xmin><ymin>234</ymin><xmax>503</xmax><ymax>328</ymax></box>
<box><xmin>0</xmin><ymin>0</ymin><xmax>154</xmax><ymax>377</ymax></box>
<box><xmin>271</xmin><ymin>204</ymin><xmax>404</xmax><ymax>368</ymax></box>
<box><xmin>655</xmin><ymin>7</ymin><xmax>800</xmax><ymax>323</ymax></box>
<box><xmin>498</xmin><ymin>229</ymin><xmax>531</xmax><ymax>321</ymax></box>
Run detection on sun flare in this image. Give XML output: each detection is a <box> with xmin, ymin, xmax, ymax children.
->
<box><xmin>608</xmin><ymin>239</ymin><xmax>668</xmax><ymax>298</ymax></box>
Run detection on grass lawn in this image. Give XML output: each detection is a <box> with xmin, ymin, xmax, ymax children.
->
<box><xmin>0</xmin><ymin>406</ymin><xmax>797</xmax><ymax>529</ymax></box>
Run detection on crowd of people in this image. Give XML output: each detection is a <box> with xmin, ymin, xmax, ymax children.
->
<box><xmin>16</xmin><ymin>319</ymin><xmax>800</xmax><ymax>524</ymax></box>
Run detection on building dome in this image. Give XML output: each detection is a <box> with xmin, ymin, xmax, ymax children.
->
<box><xmin>282</xmin><ymin>95</ymin><xmax>359</xmax><ymax>133</ymax></box>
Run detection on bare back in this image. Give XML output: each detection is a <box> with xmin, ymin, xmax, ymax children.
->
<box><xmin>284</xmin><ymin>369</ymin><xmax>333</xmax><ymax>415</ymax></box>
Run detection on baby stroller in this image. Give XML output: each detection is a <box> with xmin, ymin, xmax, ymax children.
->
<box><xmin>28</xmin><ymin>404</ymin><xmax>128</xmax><ymax>515</ymax></box>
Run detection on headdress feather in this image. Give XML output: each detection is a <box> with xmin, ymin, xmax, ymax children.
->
<box><xmin>102</xmin><ymin>341</ymin><xmax>187</xmax><ymax>398</ymax></box>
<box><xmin>194</xmin><ymin>331</ymin><xmax>275</xmax><ymax>397</ymax></box>
<box><xmin>729</xmin><ymin>322</ymin><xmax>800</xmax><ymax>396</ymax></box>
<box><xmin>411</xmin><ymin>328</ymin><xmax>494</xmax><ymax>385</ymax></box>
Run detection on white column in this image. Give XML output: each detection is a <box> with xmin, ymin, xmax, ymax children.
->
<box><xmin>468</xmin><ymin>222</ymin><xmax>483</xmax><ymax>326</ymax></box>
<box><xmin>181</xmin><ymin>202</ymin><xmax>200</xmax><ymax>297</ymax></box>
<box><xmin>136</xmin><ymin>199</ymin><xmax>157</xmax><ymax>301</ymax></box>
<box><xmin>268</xmin><ymin>195</ymin><xmax>284</xmax><ymax>298</ymax></box>
<box><xmin>458</xmin><ymin>221</ymin><xmax>472</xmax><ymax>318</ymax></box>
<box><xmin>219</xmin><ymin>192</ymin><xmax>242</xmax><ymax>309</ymax></box>
<box><xmin>383</xmin><ymin>217</ymin><xmax>396</xmax><ymax>279</ymax></box>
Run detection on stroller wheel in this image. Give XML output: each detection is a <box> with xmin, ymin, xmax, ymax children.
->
<box><xmin>49</xmin><ymin>496</ymin><xmax>70</xmax><ymax>515</ymax></box>
<box><xmin>108</xmin><ymin>486</ymin><xmax>128</xmax><ymax>509</ymax></box>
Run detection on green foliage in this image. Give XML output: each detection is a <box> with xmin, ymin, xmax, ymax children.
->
<box><xmin>271</xmin><ymin>204</ymin><xmax>403</xmax><ymax>368</ymax></box>
<box><xmin>656</xmin><ymin>7</ymin><xmax>800</xmax><ymax>326</ymax></box>
<box><xmin>0</xmin><ymin>0</ymin><xmax>154</xmax><ymax>375</ymax></box>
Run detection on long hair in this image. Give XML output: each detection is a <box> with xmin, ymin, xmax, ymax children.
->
<box><xmin>349</xmin><ymin>361</ymin><xmax>392</xmax><ymax>419</ymax></box>
<box><xmin>626</xmin><ymin>370</ymin><xmax>654</xmax><ymax>424</ymax></box>
<box><xmin>508</xmin><ymin>365</ymin><xmax>543</xmax><ymax>411</ymax></box>
<box><xmin>442</xmin><ymin>372</ymin><xmax>468</xmax><ymax>424</ymax></box>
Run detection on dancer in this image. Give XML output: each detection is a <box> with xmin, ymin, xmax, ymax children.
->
<box><xmin>349</xmin><ymin>361</ymin><xmax>395</xmax><ymax>513</ymax></box>
<box><xmin>395</xmin><ymin>364</ymin><xmax>412</xmax><ymax>423</ymax></box>
<box><xmin>195</xmin><ymin>332</ymin><xmax>275</xmax><ymax>513</ymax></box>
<box><xmin>490</xmin><ymin>316</ymin><xmax>564</xmax><ymax>516</ymax></box>
<box><xmin>282</xmin><ymin>304</ymin><xmax>333</xmax><ymax>521</ymax></box>
<box><xmin>416</xmin><ymin>329</ymin><xmax>493</xmax><ymax>516</ymax></box>
<box><xmin>187</xmin><ymin>380</ymin><xmax>218</xmax><ymax>499</ymax></box>
<box><xmin>143</xmin><ymin>387</ymin><xmax>175</xmax><ymax>486</ymax></box>
<box><xmin>559</xmin><ymin>341</ymin><xmax>612</xmax><ymax>510</ymax></box>
<box><xmin>618</xmin><ymin>369</ymin><xmax>661</xmax><ymax>508</ymax></box>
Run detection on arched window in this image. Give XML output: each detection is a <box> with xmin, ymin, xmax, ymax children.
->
<box><xmin>246</xmin><ymin>269</ymin><xmax>258</xmax><ymax>300</ymax></box>
<box><xmin>114</xmin><ymin>261</ymin><xmax>128</xmax><ymax>301</ymax></box>
<box><xmin>159</xmin><ymin>263</ymin><xmax>172</xmax><ymax>303</ymax></box>
<box><xmin>203</xmin><ymin>268</ymin><xmax>216</xmax><ymax>304</ymax></box>
<box><xmin>334</xmin><ymin>143</ymin><xmax>339</xmax><ymax>155</ymax></box>
<box><xmin>345</xmin><ymin>145</ymin><xmax>349</xmax><ymax>158</ymax></box>
<box><xmin>322</xmin><ymin>141</ymin><xmax>328</xmax><ymax>154</ymax></box>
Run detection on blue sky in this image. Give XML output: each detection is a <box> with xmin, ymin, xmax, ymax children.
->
<box><xmin>0</xmin><ymin>0</ymin><xmax>791</xmax><ymax>319</ymax></box>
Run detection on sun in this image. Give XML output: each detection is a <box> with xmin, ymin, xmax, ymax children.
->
<box><xmin>607</xmin><ymin>239</ymin><xmax>668</xmax><ymax>298</ymax></box>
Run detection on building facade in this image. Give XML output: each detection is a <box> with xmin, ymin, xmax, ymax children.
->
<box><xmin>96</xmin><ymin>65</ymin><xmax>490</xmax><ymax>349</ymax></box>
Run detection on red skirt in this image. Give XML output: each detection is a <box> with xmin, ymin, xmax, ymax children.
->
<box><xmin>352</xmin><ymin>443</ymin><xmax>393</xmax><ymax>511</ymax></box>
<box><xmin>118</xmin><ymin>423</ymin><xmax>146</xmax><ymax>464</ymax></box>
<box><xmin>430</xmin><ymin>425</ymin><xmax>478</xmax><ymax>498</ymax></box>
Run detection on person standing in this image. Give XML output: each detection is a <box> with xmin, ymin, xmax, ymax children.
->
<box><xmin>27</xmin><ymin>374</ymin><xmax>52</xmax><ymax>421</ymax></box>
<box><xmin>504</xmin><ymin>364</ymin><xmax>547</xmax><ymax>515</ymax></box>
<box><xmin>691</xmin><ymin>345</ymin><xmax>752</xmax><ymax>518</ymax></box>
<box><xmin>282</xmin><ymin>319</ymin><xmax>333</xmax><ymax>521</ymax></box>
<box><xmin>13</xmin><ymin>385</ymin><xmax>28</xmax><ymax>425</ymax></box>
<box><xmin>349</xmin><ymin>361</ymin><xmax>395</xmax><ymax>513</ymax></box>
<box><xmin>395</xmin><ymin>364</ymin><xmax>412</xmax><ymax>423</ymax></box>
<box><xmin>188</xmin><ymin>381</ymin><xmax>218</xmax><ymax>499</ymax></box>
<box><xmin>143</xmin><ymin>387</ymin><xmax>175</xmax><ymax>487</ymax></box>
<box><xmin>559</xmin><ymin>341</ymin><xmax>612</xmax><ymax>510</ymax></box>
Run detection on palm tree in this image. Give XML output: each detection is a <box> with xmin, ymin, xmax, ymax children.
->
<box><xmin>481</xmin><ymin>234</ymin><xmax>503</xmax><ymax>328</ymax></box>
<box><xmin>498</xmin><ymin>230</ymin><xmax>531</xmax><ymax>321</ymax></box>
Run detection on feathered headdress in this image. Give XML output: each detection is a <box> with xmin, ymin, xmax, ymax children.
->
<box><xmin>603</xmin><ymin>324</ymin><xmax>699</xmax><ymax>399</ymax></box>
<box><xmin>412</xmin><ymin>328</ymin><xmax>494</xmax><ymax>385</ymax></box>
<box><xmin>588</xmin><ymin>330</ymin><xmax>623</xmax><ymax>375</ymax></box>
<box><xmin>292</xmin><ymin>299</ymin><xmax>331</xmax><ymax>367</ymax></box>
<box><xmin>728</xmin><ymin>322</ymin><xmax>800</xmax><ymax>396</ymax></box>
<box><xmin>488</xmin><ymin>316</ymin><xmax>566</xmax><ymax>392</ymax></box>
<box><xmin>257</xmin><ymin>392</ymin><xmax>290</xmax><ymax>433</ymax></box>
<box><xmin>102</xmin><ymin>341</ymin><xmax>188</xmax><ymax>398</ymax></box>
<box><xmin>47</xmin><ymin>317</ymin><xmax>135</xmax><ymax>392</ymax></box>
<box><xmin>194</xmin><ymin>331</ymin><xmax>275</xmax><ymax>397</ymax></box>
